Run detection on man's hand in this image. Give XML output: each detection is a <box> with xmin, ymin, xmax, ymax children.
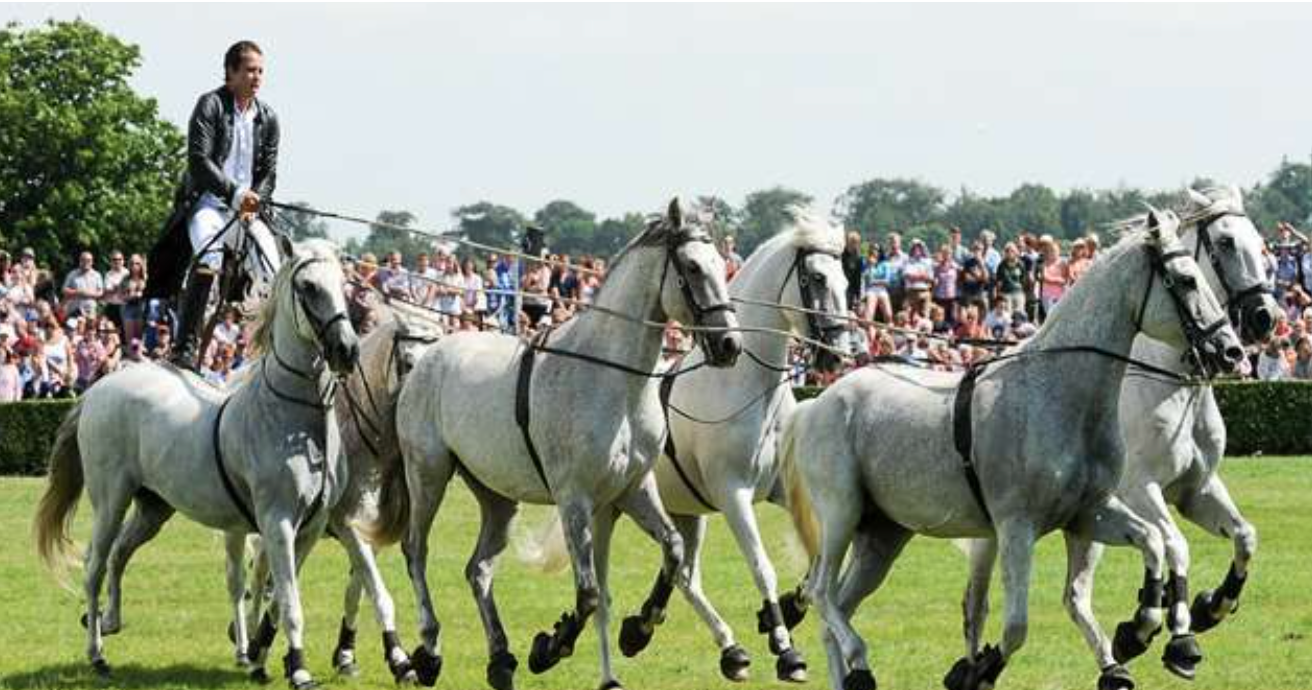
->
<box><xmin>239</xmin><ymin>189</ymin><xmax>261</xmax><ymax>215</ymax></box>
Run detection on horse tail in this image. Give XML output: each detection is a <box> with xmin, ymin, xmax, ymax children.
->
<box><xmin>781</xmin><ymin>398</ymin><xmax>821</xmax><ymax>559</ymax></box>
<box><xmin>34</xmin><ymin>399</ymin><xmax>86</xmax><ymax>580</ymax></box>
<box><xmin>361</xmin><ymin>450</ymin><xmax>410</xmax><ymax>547</ymax></box>
<box><xmin>515</xmin><ymin>512</ymin><xmax>571</xmax><ymax>574</ymax></box>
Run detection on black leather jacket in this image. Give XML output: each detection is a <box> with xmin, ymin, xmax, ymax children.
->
<box><xmin>183</xmin><ymin>85</ymin><xmax>280</xmax><ymax>206</ymax></box>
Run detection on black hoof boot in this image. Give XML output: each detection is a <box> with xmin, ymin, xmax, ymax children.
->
<box><xmin>1162</xmin><ymin>634</ymin><xmax>1203</xmax><ymax>680</ymax></box>
<box><xmin>1189</xmin><ymin>590</ymin><xmax>1238</xmax><ymax>635</ymax></box>
<box><xmin>332</xmin><ymin>648</ymin><xmax>358</xmax><ymax>678</ymax></box>
<box><xmin>1098</xmin><ymin>664</ymin><xmax>1135</xmax><ymax>690</ymax></box>
<box><xmin>943</xmin><ymin>656</ymin><xmax>971</xmax><ymax>690</ymax></box>
<box><xmin>719</xmin><ymin>644</ymin><xmax>751</xmax><ymax>682</ymax></box>
<box><xmin>250</xmin><ymin>667</ymin><xmax>273</xmax><ymax>685</ymax></box>
<box><xmin>618</xmin><ymin>615</ymin><xmax>654</xmax><ymax>657</ymax></box>
<box><xmin>486</xmin><ymin>650</ymin><xmax>518</xmax><ymax>690</ymax></box>
<box><xmin>410</xmin><ymin>645</ymin><xmax>443</xmax><ymax>687</ymax></box>
<box><xmin>598</xmin><ymin>680</ymin><xmax>624</xmax><ymax>690</ymax></box>
<box><xmin>388</xmin><ymin>655</ymin><xmax>416</xmax><ymax>685</ymax></box>
<box><xmin>776</xmin><ymin>648</ymin><xmax>808</xmax><ymax>683</ymax></box>
<box><xmin>843</xmin><ymin>668</ymin><xmax>877</xmax><ymax>690</ymax></box>
<box><xmin>90</xmin><ymin>658</ymin><xmax>112</xmax><ymax>678</ymax></box>
<box><xmin>942</xmin><ymin>645</ymin><xmax>1005</xmax><ymax>690</ymax></box>
<box><xmin>779</xmin><ymin>589</ymin><xmax>809</xmax><ymax>630</ymax></box>
<box><xmin>529</xmin><ymin>632</ymin><xmax>559</xmax><ymax>675</ymax></box>
<box><xmin>1112</xmin><ymin>620</ymin><xmax>1157</xmax><ymax>664</ymax></box>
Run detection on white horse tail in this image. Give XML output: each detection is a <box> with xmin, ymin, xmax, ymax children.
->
<box><xmin>515</xmin><ymin>512</ymin><xmax>571</xmax><ymax>574</ymax></box>
<box><xmin>781</xmin><ymin>398</ymin><xmax>820</xmax><ymax>559</ymax></box>
<box><xmin>34</xmin><ymin>398</ymin><xmax>86</xmax><ymax>580</ymax></box>
<box><xmin>361</xmin><ymin>450</ymin><xmax>410</xmax><ymax>547</ymax></box>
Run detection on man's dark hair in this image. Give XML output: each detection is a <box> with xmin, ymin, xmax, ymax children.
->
<box><xmin>224</xmin><ymin>40</ymin><xmax>263</xmax><ymax>76</ymax></box>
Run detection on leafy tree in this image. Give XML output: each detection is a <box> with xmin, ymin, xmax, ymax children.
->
<box><xmin>1000</xmin><ymin>183</ymin><xmax>1061</xmax><ymax>237</ymax></box>
<box><xmin>695</xmin><ymin>194</ymin><xmax>738</xmax><ymax>240</ymax></box>
<box><xmin>274</xmin><ymin>201</ymin><xmax>330</xmax><ymax>241</ymax></box>
<box><xmin>1248</xmin><ymin>160</ymin><xmax>1312</xmax><ymax>232</ymax></box>
<box><xmin>0</xmin><ymin>20</ymin><xmax>184</xmax><ymax>273</ymax></box>
<box><xmin>737</xmin><ymin>186</ymin><xmax>813</xmax><ymax>255</ymax></box>
<box><xmin>593</xmin><ymin>213</ymin><xmax>649</xmax><ymax>258</ymax></box>
<box><xmin>533</xmin><ymin>199</ymin><xmax>596</xmax><ymax>256</ymax></box>
<box><xmin>360</xmin><ymin>210</ymin><xmax>432</xmax><ymax>261</ymax></box>
<box><xmin>835</xmin><ymin>178</ymin><xmax>945</xmax><ymax>238</ymax></box>
<box><xmin>452</xmin><ymin>202</ymin><xmax>526</xmax><ymax>252</ymax></box>
<box><xmin>944</xmin><ymin>189</ymin><xmax>1004</xmax><ymax>239</ymax></box>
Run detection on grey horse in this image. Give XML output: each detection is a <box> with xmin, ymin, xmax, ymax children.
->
<box><xmin>371</xmin><ymin>198</ymin><xmax>743</xmax><ymax>690</ymax></box>
<box><xmin>34</xmin><ymin>238</ymin><xmax>359</xmax><ymax>689</ymax></box>
<box><xmin>960</xmin><ymin>186</ymin><xmax>1280</xmax><ymax>690</ymax></box>
<box><xmin>782</xmin><ymin>211</ymin><xmax>1244</xmax><ymax>690</ymax></box>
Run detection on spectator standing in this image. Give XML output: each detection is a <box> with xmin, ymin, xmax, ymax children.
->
<box><xmin>462</xmin><ymin>258</ymin><xmax>487</xmax><ymax>324</ymax></box>
<box><xmin>1066</xmin><ymin>239</ymin><xmax>1093</xmax><ymax>285</ymax></box>
<box><xmin>994</xmin><ymin>242</ymin><xmax>1028</xmax><ymax>316</ymax></box>
<box><xmin>101</xmin><ymin>251</ymin><xmax>130</xmax><ymax>332</ymax></box>
<box><xmin>62</xmin><ymin>251</ymin><xmax>105</xmax><ymax>319</ymax></box>
<box><xmin>36</xmin><ymin>317</ymin><xmax>75</xmax><ymax>398</ymax></box>
<box><xmin>0</xmin><ymin>344</ymin><xmax>20</xmax><ymax>402</ymax></box>
<box><xmin>959</xmin><ymin>240</ymin><xmax>990</xmax><ymax>316</ymax></box>
<box><xmin>1257</xmin><ymin>338</ymin><xmax>1291</xmax><ymax>380</ymax></box>
<box><xmin>902</xmin><ymin>240</ymin><xmax>934</xmax><ymax>315</ymax></box>
<box><xmin>841</xmin><ymin>231</ymin><xmax>864</xmax><ymax>312</ymax></box>
<box><xmin>948</xmin><ymin>227</ymin><xmax>972</xmax><ymax>265</ymax></box>
<box><xmin>720</xmin><ymin>236</ymin><xmax>744</xmax><ymax>280</ymax></box>
<box><xmin>884</xmin><ymin>233</ymin><xmax>908</xmax><ymax>312</ymax></box>
<box><xmin>931</xmin><ymin>245</ymin><xmax>959</xmax><ymax>325</ymax></box>
<box><xmin>120</xmin><ymin>254</ymin><xmax>149</xmax><ymax>354</ymax></box>
<box><xmin>1038</xmin><ymin>235</ymin><xmax>1069</xmax><ymax>319</ymax></box>
<box><xmin>861</xmin><ymin>244</ymin><xmax>894</xmax><ymax>325</ymax></box>
<box><xmin>980</xmin><ymin>230</ymin><xmax>1002</xmax><ymax>276</ymax></box>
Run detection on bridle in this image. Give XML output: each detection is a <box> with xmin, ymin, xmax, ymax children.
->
<box><xmin>261</xmin><ymin>256</ymin><xmax>353</xmax><ymax>411</ymax></box>
<box><xmin>657</xmin><ymin>228</ymin><xmax>736</xmax><ymax>348</ymax></box>
<box><xmin>1134</xmin><ymin>237</ymin><xmax>1233</xmax><ymax>376</ymax></box>
<box><xmin>777</xmin><ymin>247</ymin><xmax>846</xmax><ymax>366</ymax></box>
<box><xmin>1191</xmin><ymin>210</ymin><xmax>1274</xmax><ymax>328</ymax></box>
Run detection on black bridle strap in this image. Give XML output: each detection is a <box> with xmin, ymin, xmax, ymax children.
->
<box><xmin>516</xmin><ymin>332</ymin><xmax>553</xmax><ymax>491</ymax></box>
<box><xmin>952</xmin><ymin>365</ymin><xmax>991</xmax><ymax>524</ymax></box>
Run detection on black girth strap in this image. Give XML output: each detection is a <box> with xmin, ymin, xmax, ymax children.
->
<box><xmin>516</xmin><ymin>334</ymin><xmax>553</xmax><ymax>491</ymax></box>
<box><xmin>213</xmin><ymin>398</ymin><xmax>260</xmax><ymax>531</ymax></box>
<box><xmin>659</xmin><ymin>368</ymin><xmax>717</xmax><ymax>512</ymax></box>
<box><xmin>952</xmin><ymin>365</ymin><xmax>992</xmax><ymax>524</ymax></box>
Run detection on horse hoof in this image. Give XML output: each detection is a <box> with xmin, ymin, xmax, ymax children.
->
<box><xmin>618</xmin><ymin>615</ymin><xmax>654</xmax><ymax>657</ymax></box>
<box><xmin>1162</xmin><ymin>634</ymin><xmax>1203</xmax><ymax>680</ymax></box>
<box><xmin>335</xmin><ymin>660</ymin><xmax>359</xmax><ymax>678</ymax></box>
<box><xmin>90</xmin><ymin>658</ymin><xmax>112</xmax><ymax>678</ymax></box>
<box><xmin>719</xmin><ymin>644</ymin><xmax>751</xmax><ymax>682</ymax></box>
<box><xmin>388</xmin><ymin>655</ymin><xmax>417</xmax><ymax>685</ymax></box>
<box><xmin>844</xmin><ymin>668</ymin><xmax>877</xmax><ymax>690</ymax></box>
<box><xmin>1098</xmin><ymin>664</ymin><xmax>1136</xmax><ymax>690</ymax></box>
<box><xmin>779</xmin><ymin>590</ymin><xmax>808</xmax><ymax>630</ymax></box>
<box><xmin>943</xmin><ymin>656</ymin><xmax>971</xmax><ymax>690</ymax></box>
<box><xmin>410</xmin><ymin>645</ymin><xmax>443</xmax><ymax>687</ymax></box>
<box><xmin>1112</xmin><ymin>621</ymin><xmax>1155</xmax><ymax>664</ymax></box>
<box><xmin>1189</xmin><ymin>591</ymin><xmax>1226</xmax><ymax>634</ymax></box>
<box><xmin>289</xmin><ymin>670</ymin><xmax>319</xmax><ymax>690</ymax></box>
<box><xmin>250</xmin><ymin>667</ymin><xmax>273</xmax><ymax>685</ymax></box>
<box><xmin>776</xmin><ymin>648</ymin><xmax>808</xmax><ymax>683</ymax></box>
<box><xmin>529</xmin><ymin>632</ymin><xmax>561</xmax><ymax>675</ymax></box>
<box><xmin>599</xmin><ymin>680</ymin><xmax>624</xmax><ymax>690</ymax></box>
<box><xmin>487</xmin><ymin>650</ymin><xmax>518</xmax><ymax>690</ymax></box>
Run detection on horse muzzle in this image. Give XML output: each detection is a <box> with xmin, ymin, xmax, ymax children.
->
<box><xmin>324</xmin><ymin>322</ymin><xmax>361</xmax><ymax>375</ymax></box>
<box><xmin>1197</xmin><ymin>328</ymin><xmax>1245</xmax><ymax>377</ymax></box>
<box><xmin>1238</xmin><ymin>294</ymin><xmax>1280</xmax><ymax>344</ymax></box>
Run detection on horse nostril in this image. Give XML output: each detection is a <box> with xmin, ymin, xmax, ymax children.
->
<box><xmin>1224</xmin><ymin>345</ymin><xmax>1244</xmax><ymax>365</ymax></box>
<box><xmin>1252</xmin><ymin>308</ymin><xmax>1275</xmax><ymax>337</ymax></box>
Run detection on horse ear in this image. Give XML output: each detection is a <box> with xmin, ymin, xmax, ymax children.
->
<box><xmin>276</xmin><ymin>233</ymin><xmax>295</xmax><ymax>262</ymax></box>
<box><xmin>1228</xmin><ymin>184</ymin><xmax>1244</xmax><ymax>207</ymax></box>
<box><xmin>1151</xmin><ymin>209</ymin><xmax>1182</xmax><ymax>245</ymax></box>
<box><xmin>1186</xmin><ymin>188</ymin><xmax>1213</xmax><ymax>210</ymax></box>
<box><xmin>667</xmin><ymin>197</ymin><xmax>683</xmax><ymax>229</ymax></box>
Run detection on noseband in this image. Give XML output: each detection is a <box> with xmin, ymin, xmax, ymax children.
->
<box><xmin>1136</xmin><ymin>242</ymin><xmax>1231</xmax><ymax>374</ymax></box>
<box><xmin>1193</xmin><ymin>211</ymin><xmax>1275</xmax><ymax>322</ymax></box>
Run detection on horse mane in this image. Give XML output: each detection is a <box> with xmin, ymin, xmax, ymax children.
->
<box><xmin>736</xmin><ymin>205</ymin><xmax>843</xmax><ymax>277</ymax></box>
<box><xmin>1109</xmin><ymin>186</ymin><xmax>1246</xmax><ymax>236</ymax></box>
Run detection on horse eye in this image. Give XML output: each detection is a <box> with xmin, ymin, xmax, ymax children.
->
<box><xmin>687</xmin><ymin>262</ymin><xmax>702</xmax><ymax>275</ymax></box>
<box><xmin>1179</xmin><ymin>275</ymin><xmax>1197</xmax><ymax>288</ymax></box>
<box><xmin>1219</xmin><ymin>237</ymin><xmax>1236</xmax><ymax>251</ymax></box>
<box><xmin>813</xmin><ymin>273</ymin><xmax>827</xmax><ymax>285</ymax></box>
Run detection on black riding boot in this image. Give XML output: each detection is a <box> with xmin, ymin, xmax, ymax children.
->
<box><xmin>170</xmin><ymin>266</ymin><xmax>216</xmax><ymax>372</ymax></box>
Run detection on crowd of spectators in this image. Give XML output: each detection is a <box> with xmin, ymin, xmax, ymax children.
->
<box><xmin>4</xmin><ymin>218</ymin><xmax>1312</xmax><ymax>403</ymax></box>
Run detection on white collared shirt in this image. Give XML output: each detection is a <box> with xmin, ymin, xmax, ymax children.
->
<box><xmin>200</xmin><ymin>100</ymin><xmax>257</xmax><ymax>211</ymax></box>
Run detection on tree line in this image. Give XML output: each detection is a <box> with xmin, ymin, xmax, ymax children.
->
<box><xmin>4</xmin><ymin>19</ymin><xmax>1311</xmax><ymax>275</ymax></box>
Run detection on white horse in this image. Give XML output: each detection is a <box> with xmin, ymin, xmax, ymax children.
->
<box><xmin>369</xmin><ymin>198</ymin><xmax>743</xmax><ymax>690</ymax></box>
<box><xmin>782</xmin><ymin>211</ymin><xmax>1244</xmax><ymax>690</ymax></box>
<box><xmin>34</xmin><ymin>238</ymin><xmax>359</xmax><ymax>689</ymax></box>
<box><xmin>959</xmin><ymin>186</ymin><xmax>1279</xmax><ymax>690</ymax></box>
<box><xmin>607</xmin><ymin>208</ymin><xmax>849</xmax><ymax>683</ymax></box>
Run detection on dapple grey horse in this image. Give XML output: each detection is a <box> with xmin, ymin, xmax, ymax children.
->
<box><xmin>35</xmin><ymin>238</ymin><xmax>359</xmax><ymax>689</ymax></box>
<box><xmin>371</xmin><ymin>198</ymin><xmax>743</xmax><ymax>690</ymax></box>
<box><xmin>782</xmin><ymin>212</ymin><xmax>1244</xmax><ymax>690</ymax></box>
<box><xmin>959</xmin><ymin>186</ymin><xmax>1280</xmax><ymax>690</ymax></box>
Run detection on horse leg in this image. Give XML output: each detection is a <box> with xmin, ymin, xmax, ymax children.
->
<box><xmin>669</xmin><ymin>513</ymin><xmax>748</xmax><ymax>681</ymax></box>
<box><xmin>719</xmin><ymin>488</ymin><xmax>807</xmax><ymax>682</ymax></box>
<box><xmin>528</xmin><ymin>497</ymin><xmax>599</xmax><ymax>678</ymax></box>
<box><xmin>225</xmin><ymin>531</ymin><xmax>253</xmax><ymax>669</ymax></box>
<box><xmin>960</xmin><ymin>538</ymin><xmax>997</xmax><ymax>661</ymax></box>
<box><xmin>764</xmin><ymin>492</ymin><xmax>810</xmax><ymax>630</ymax></box>
<box><xmin>102</xmin><ymin>490</ymin><xmax>175</xmax><ymax>635</ymax></box>
<box><xmin>400</xmin><ymin>442</ymin><xmax>457</xmax><ymax>686</ymax></box>
<box><xmin>803</xmin><ymin>461</ymin><xmax>871</xmax><ymax>690</ymax></box>
<box><xmin>82</xmin><ymin>480</ymin><xmax>134</xmax><ymax>677</ymax></box>
<box><xmin>1121</xmin><ymin>484</ymin><xmax>1202</xmax><ymax>679</ymax></box>
<box><xmin>245</xmin><ymin>539</ymin><xmax>279</xmax><ymax>683</ymax></box>
<box><xmin>943</xmin><ymin>520</ymin><xmax>1033</xmax><ymax>690</ymax></box>
<box><xmin>1061</xmin><ymin>532</ymin><xmax>1132</xmax><ymax>690</ymax></box>
<box><xmin>1071</xmin><ymin>496</ymin><xmax>1168</xmax><ymax>669</ymax></box>
<box><xmin>333</xmin><ymin>518</ymin><xmax>416</xmax><ymax>684</ymax></box>
<box><xmin>1179</xmin><ymin>475</ymin><xmax>1255</xmax><ymax>635</ymax></box>
<box><xmin>592</xmin><ymin>505</ymin><xmax>621</xmax><ymax>690</ymax></box>
<box><xmin>614</xmin><ymin>473</ymin><xmax>685</xmax><ymax>663</ymax></box>
<box><xmin>831</xmin><ymin>515</ymin><xmax>911</xmax><ymax>690</ymax></box>
<box><xmin>262</xmin><ymin>517</ymin><xmax>317</xmax><ymax>690</ymax></box>
<box><xmin>463</xmin><ymin>482</ymin><xmax>519</xmax><ymax>690</ymax></box>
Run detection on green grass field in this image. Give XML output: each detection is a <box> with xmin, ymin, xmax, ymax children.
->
<box><xmin>2</xmin><ymin>458</ymin><xmax>1310</xmax><ymax>690</ymax></box>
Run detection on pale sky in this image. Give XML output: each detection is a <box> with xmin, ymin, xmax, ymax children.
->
<box><xmin>7</xmin><ymin>3</ymin><xmax>1312</xmax><ymax>240</ymax></box>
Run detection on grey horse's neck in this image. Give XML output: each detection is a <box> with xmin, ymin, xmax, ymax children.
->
<box><xmin>245</xmin><ymin>289</ymin><xmax>333</xmax><ymax>415</ymax></box>
<box><xmin>553</xmin><ymin>242</ymin><xmax>669</xmax><ymax>376</ymax></box>
<box><xmin>725</xmin><ymin>244</ymin><xmax>796</xmax><ymax>390</ymax></box>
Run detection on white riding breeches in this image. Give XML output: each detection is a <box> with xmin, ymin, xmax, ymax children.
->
<box><xmin>189</xmin><ymin>203</ymin><xmax>281</xmax><ymax>288</ymax></box>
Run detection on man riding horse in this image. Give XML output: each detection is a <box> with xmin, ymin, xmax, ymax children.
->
<box><xmin>146</xmin><ymin>40</ymin><xmax>282</xmax><ymax>371</ymax></box>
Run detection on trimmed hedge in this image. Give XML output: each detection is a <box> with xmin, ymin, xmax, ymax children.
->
<box><xmin>1</xmin><ymin>381</ymin><xmax>1308</xmax><ymax>474</ymax></box>
<box><xmin>0</xmin><ymin>399</ymin><xmax>77</xmax><ymax>475</ymax></box>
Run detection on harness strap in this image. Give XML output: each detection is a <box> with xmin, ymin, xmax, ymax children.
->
<box><xmin>213</xmin><ymin>398</ymin><xmax>260</xmax><ymax>532</ymax></box>
<box><xmin>516</xmin><ymin>333</ymin><xmax>553</xmax><ymax>491</ymax></box>
<box><xmin>952</xmin><ymin>365</ymin><xmax>993</xmax><ymax>524</ymax></box>
<box><xmin>658</xmin><ymin>366</ymin><xmax>717</xmax><ymax>512</ymax></box>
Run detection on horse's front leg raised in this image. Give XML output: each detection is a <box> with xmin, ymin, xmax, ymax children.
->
<box><xmin>528</xmin><ymin>497</ymin><xmax>601</xmax><ymax>682</ymax></box>
<box><xmin>1179</xmin><ymin>474</ymin><xmax>1255</xmax><ymax>635</ymax></box>
<box><xmin>945</xmin><ymin>520</ymin><xmax>1033</xmax><ymax>690</ymax></box>
<box><xmin>332</xmin><ymin>517</ymin><xmax>416</xmax><ymax>684</ymax></box>
<box><xmin>616</xmin><ymin>473</ymin><xmax>686</xmax><ymax>662</ymax></box>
